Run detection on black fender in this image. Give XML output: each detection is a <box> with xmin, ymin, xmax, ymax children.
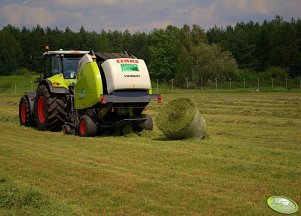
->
<box><xmin>39</xmin><ymin>79</ymin><xmax>70</xmax><ymax>94</ymax></box>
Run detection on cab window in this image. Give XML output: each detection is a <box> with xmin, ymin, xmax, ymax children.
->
<box><xmin>62</xmin><ymin>57</ymin><xmax>79</xmax><ymax>79</ymax></box>
<box><xmin>52</xmin><ymin>56</ymin><xmax>61</xmax><ymax>75</ymax></box>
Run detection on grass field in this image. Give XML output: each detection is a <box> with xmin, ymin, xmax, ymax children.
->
<box><xmin>0</xmin><ymin>92</ymin><xmax>300</xmax><ymax>215</ymax></box>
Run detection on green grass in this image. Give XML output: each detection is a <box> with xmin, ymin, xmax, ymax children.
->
<box><xmin>0</xmin><ymin>75</ymin><xmax>39</xmax><ymax>93</ymax></box>
<box><xmin>0</xmin><ymin>178</ymin><xmax>76</xmax><ymax>215</ymax></box>
<box><xmin>0</xmin><ymin>92</ymin><xmax>300</xmax><ymax>215</ymax></box>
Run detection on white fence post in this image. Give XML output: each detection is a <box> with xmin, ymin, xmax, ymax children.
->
<box><xmin>186</xmin><ymin>78</ymin><xmax>188</xmax><ymax>91</ymax></box>
<box><xmin>285</xmin><ymin>77</ymin><xmax>288</xmax><ymax>89</ymax></box>
<box><xmin>272</xmin><ymin>78</ymin><xmax>274</xmax><ymax>89</ymax></box>
<box><xmin>215</xmin><ymin>78</ymin><xmax>217</xmax><ymax>90</ymax></box>
<box><xmin>201</xmin><ymin>77</ymin><xmax>203</xmax><ymax>89</ymax></box>
<box><xmin>171</xmin><ymin>79</ymin><xmax>174</xmax><ymax>92</ymax></box>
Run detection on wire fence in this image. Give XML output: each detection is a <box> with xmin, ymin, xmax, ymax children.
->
<box><xmin>1</xmin><ymin>77</ymin><xmax>301</xmax><ymax>94</ymax></box>
<box><xmin>152</xmin><ymin>77</ymin><xmax>301</xmax><ymax>93</ymax></box>
<box><xmin>0</xmin><ymin>81</ymin><xmax>37</xmax><ymax>94</ymax></box>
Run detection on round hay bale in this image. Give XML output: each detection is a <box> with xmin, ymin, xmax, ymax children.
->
<box><xmin>156</xmin><ymin>97</ymin><xmax>206</xmax><ymax>140</ymax></box>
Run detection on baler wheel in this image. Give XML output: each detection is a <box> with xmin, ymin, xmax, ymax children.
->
<box><xmin>35</xmin><ymin>85</ymin><xmax>67</xmax><ymax>131</ymax></box>
<box><xmin>78</xmin><ymin>115</ymin><xmax>97</xmax><ymax>137</ymax></box>
<box><xmin>142</xmin><ymin>114</ymin><xmax>153</xmax><ymax>131</ymax></box>
<box><xmin>19</xmin><ymin>96</ymin><xmax>34</xmax><ymax>126</ymax></box>
<box><xmin>134</xmin><ymin>114</ymin><xmax>153</xmax><ymax>132</ymax></box>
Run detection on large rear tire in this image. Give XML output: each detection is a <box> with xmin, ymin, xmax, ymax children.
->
<box><xmin>19</xmin><ymin>96</ymin><xmax>34</xmax><ymax>127</ymax></box>
<box><xmin>78</xmin><ymin>115</ymin><xmax>97</xmax><ymax>137</ymax></box>
<box><xmin>35</xmin><ymin>85</ymin><xmax>67</xmax><ymax>131</ymax></box>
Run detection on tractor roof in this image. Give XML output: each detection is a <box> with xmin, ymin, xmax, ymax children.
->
<box><xmin>43</xmin><ymin>50</ymin><xmax>89</xmax><ymax>56</ymax></box>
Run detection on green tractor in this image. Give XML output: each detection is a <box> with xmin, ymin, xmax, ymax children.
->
<box><xmin>19</xmin><ymin>47</ymin><xmax>161</xmax><ymax>136</ymax></box>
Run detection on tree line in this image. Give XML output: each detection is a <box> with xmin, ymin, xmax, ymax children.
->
<box><xmin>0</xmin><ymin>16</ymin><xmax>300</xmax><ymax>86</ymax></box>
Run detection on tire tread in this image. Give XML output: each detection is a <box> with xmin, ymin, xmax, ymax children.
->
<box><xmin>35</xmin><ymin>85</ymin><xmax>67</xmax><ymax>131</ymax></box>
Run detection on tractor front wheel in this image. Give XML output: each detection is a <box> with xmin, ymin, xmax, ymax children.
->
<box><xmin>35</xmin><ymin>85</ymin><xmax>67</xmax><ymax>131</ymax></box>
<box><xmin>78</xmin><ymin>115</ymin><xmax>97</xmax><ymax>137</ymax></box>
<box><xmin>19</xmin><ymin>96</ymin><xmax>34</xmax><ymax>127</ymax></box>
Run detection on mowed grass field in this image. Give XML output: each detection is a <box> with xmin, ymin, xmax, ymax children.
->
<box><xmin>0</xmin><ymin>92</ymin><xmax>300</xmax><ymax>215</ymax></box>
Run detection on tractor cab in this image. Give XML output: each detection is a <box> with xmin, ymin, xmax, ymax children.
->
<box><xmin>43</xmin><ymin>49</ymin><xmax>89</xmax><ymax>80</ymax></box>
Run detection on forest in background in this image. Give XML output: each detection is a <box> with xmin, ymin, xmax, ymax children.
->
<box><xmin>0</xmin><ymin>16</ymin><xmax>300</xmax><ymax>86</ymax></box>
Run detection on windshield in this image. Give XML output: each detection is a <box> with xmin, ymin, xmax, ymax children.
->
<box><xmin>62</xmin><ymin>57</ymin><xmax>80</xmax><ymax>79</ymax></box>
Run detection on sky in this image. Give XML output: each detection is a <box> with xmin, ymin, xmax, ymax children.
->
<box><xmin>0</xmin><ymin>0</ymin><xmax>300</xmax><ymax>32</ymax></box>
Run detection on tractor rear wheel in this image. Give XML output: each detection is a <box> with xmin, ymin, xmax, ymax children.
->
<box><xmin>78</xmin><ymin>115</ymin><xmax>97</xmax><ymax>137</ymax></box>
<box><xmin>35</xmin><ymin>85</ymin><xmax>67</xmax><ymax>131</ymax></box>
<box><xmin>19</xmin><ymin>96</ymin><xmax>34</xmax><ymax>127</ymax></box>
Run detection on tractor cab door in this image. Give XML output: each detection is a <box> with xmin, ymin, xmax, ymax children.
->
<box><xmin>44</xmin><ymin>55</ymin><xmax>62</xmax><ymax>79</ymax></box>
<box><xmin>61</xmin><ymin>56</ymin><xmax>79</xmax><ymax>79</ymax></box>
